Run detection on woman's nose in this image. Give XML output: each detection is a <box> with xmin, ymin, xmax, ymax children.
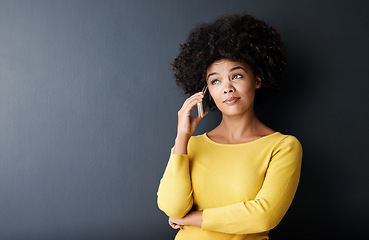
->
<box><xmin>223</xmin><ymin>82</ymin><xmax>235</xmax><ymax>94</ymax></box>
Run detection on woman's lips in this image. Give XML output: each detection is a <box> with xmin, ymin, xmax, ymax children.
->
<box><xmin>223</xmin><ymin>97</ymin><xmax>240</xmax><ymax>105</ymax></box>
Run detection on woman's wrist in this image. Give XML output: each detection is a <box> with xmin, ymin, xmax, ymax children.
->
<box><xmin>169</xmin><ymin>210</ymin><xmax>203</xmax><ymax>228</ymax></box>
<box><xmin>182</xmin><ymin>210</ymin><xmax>203</xmax><ymax>227</ymax></box>
<box><xmin>173</xmin><ymin>134</ymin><xmax>191</xmax><ymax>155</ymax></box>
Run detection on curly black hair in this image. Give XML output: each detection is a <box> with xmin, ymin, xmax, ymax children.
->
<box><xmin>172</xmin><ymin>13</ymin><xmax>287</xmax><ymax>106</ymax></box>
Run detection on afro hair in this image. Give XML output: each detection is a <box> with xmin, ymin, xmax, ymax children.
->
<box><xmin>172</xmin><ymin>13</ymin><xmax>287</xmax><ymax>106</ymax></box>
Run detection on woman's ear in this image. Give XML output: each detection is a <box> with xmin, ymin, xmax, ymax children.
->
<box><xmin>256</xmin><ymin>76</ymin><xmax>262</xmax><ymax>89</ymax></box>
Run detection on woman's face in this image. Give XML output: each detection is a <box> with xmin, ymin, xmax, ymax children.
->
<box><xmin>206</xmin><ymin>59</ymin><xmax>261</xmax><ymax>116</ymax></box>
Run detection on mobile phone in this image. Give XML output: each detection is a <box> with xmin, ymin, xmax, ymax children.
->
<box><xmin>197</xmin><ymin>85</ymin><xmax>211</xmax><ymax>118</ymax></box>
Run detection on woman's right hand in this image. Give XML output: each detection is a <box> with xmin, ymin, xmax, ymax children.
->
<box><xmin>177</xmin><ymin>92</ymin><xmax>207</xmax><ymax>137</ymax></box>
<box><xmin>173</xmin><ymin>92</ymin><xmax>207</xmax><ymax>154</ymax></box>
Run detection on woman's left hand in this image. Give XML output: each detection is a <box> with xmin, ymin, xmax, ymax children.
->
<box><xmin>168</xmin><ymin>210</ymin><xmax>203</xmax><ymax>229</ymax></box>
<box><xmin>168</xmin><ymin>217</ymin><xmax>184</xmax><ymax>229</ymax></box>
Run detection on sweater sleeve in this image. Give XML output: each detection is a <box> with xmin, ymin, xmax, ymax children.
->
<box><xmin>202</xmin><ymin>136</ymin><xmax>303</xmax><ymax>234</ymax></box>
<box><xmin>157</xmin><ymin>150</ymin><xmax>193</xmax><ymax>218</ymax></box>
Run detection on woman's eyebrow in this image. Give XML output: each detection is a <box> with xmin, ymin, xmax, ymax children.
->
<box><xmin>207</xmin><ymin>72</ymin><xmax>218</xmax><ymax>79</ymax></box>
<box><xmin>230</xmin><ymin>66</ymin><xmax>247</xmax><ymax>72</ymax></box>
<box><xmin>207</xmin><ymin>66</ymin><xmax>246</xmax><ymax>79</ymax></box>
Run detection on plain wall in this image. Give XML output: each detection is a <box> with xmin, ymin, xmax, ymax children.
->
<box><xmin>0</xmin><ymin>0</ymin><xmax>368</xmax><ymax>239</ymax></box>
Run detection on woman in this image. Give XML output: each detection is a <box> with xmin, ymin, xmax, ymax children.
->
<box><xmin>157</xmin><ymin>13</ymin><xmax>302</xmax><ymax>240</ymax></box>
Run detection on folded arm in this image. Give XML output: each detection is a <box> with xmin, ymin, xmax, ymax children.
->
<box><xmin>157</xmin><ymin>152</ymin><xmax>193</xmax><ymax>218</ymax></box>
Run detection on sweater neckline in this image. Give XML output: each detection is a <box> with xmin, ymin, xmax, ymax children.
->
<box><xmin>203</xmin><ymin>131</ymin><xmax>281</xmax><ymax>146</ymax></box>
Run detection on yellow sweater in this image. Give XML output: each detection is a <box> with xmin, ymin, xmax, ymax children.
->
<box><xmin>157</xmin><ymin>132</ymin><xmax>302</xmax><ymax>240</ymax></box>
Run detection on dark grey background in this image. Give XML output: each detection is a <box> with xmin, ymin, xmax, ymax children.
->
<box><xmin>0</xmin><ymin>0</ymin><xmax>368</xmax><ymax>239</ymax></box>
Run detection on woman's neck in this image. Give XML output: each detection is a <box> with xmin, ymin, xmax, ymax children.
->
<box><xmin>209</xmin><ymin>109</ymin><xmax>273</xmax><ymax>144</ymax></box>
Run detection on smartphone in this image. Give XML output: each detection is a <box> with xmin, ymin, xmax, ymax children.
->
<box><xmin>197</xmin><ymin>85</ymin><xmax>211</xmax><ymax>118</ymax></box>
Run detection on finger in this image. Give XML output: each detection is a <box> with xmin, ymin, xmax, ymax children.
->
<box><xmin>169</xmin><ymin>221</ymin><xmax>182</xmax><ymax>230</ymax></box>
<box><xmin>191</xmin><ymin>91</ymin><xmax>205</xmax><ymax>97</ymax></box>
<box><xmin>202</xmin><ymin>110</ymin><xmax>209</xmax><ymax>118</ymax></box>
<box><xmin>197</xmin><ymin>109</ymin><xmax>208</xmax><ymax>119</ymax></box>
<box><xmin>182</xmin><ymin>96</ymin><xmax>203</xmax><ymax>113</ymax></box>
<box><xmin>188</xmin><ymin>116</ymin><xmax>201</xmax><ymax>132</ymax></box>
<box><xmin>169</xmin><ymin>220</ymin><xmax>177</xmax><ymax>229</ymax></box>
<box><xmin>196</xmin><ymin>109</ymin><xmax>209</xmax><ymax>120</ymax></box>
<box><xmin>183</xmin><ymin>92</ymin><xmax>204</xmax><ymax>105</ymax></box>
<box><xmin>173</xmin><ymin>224</ymin><xmax>181</xmax><ymax>229</ymax></box>
<box><xmin>181</xmin><ymin>92</ymin><xmax>204</xmax><ymax>110</ymax></box>
<box><xmin>181</xmin><ymin>97</ymin><xmax>204</xmax><ymax>116</ymax></box>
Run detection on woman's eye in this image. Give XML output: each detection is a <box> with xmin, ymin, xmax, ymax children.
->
<box><xmin>211</xmin><ymin>79</ymin><xmax>220</xmax><ymax>85</ymax></box>
<box><xmin>232</xmin><ymin>74</ymin><xmax>243</xmax><ymax>80</ymax></box>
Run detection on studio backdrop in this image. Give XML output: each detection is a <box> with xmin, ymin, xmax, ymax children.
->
<box><xmin>0</xmin><ymin>0</ymin><xmax>368</xmax><ymax>239</ymax></box>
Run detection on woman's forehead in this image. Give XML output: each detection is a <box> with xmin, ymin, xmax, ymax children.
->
<box><xmin>207</xmin><ymin>59</ymin><xmax>252</xmax><ymax>72</ymax></box>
